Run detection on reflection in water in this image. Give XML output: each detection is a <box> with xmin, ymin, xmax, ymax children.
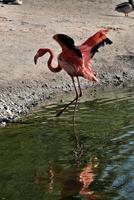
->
<box><xmin>45</xmin><ymin>121</ymin><xmax>99</xmax><ymax>200</ymax></box>
<box><xmin>79</xmin><ymin>162</ymin><xmax>98</xmax><ymax>200</ymax></box>
<box><xmin>73</xmin><ymin>122</ymin><xmax>84</xmax><ymax>166</ymax></box>
<box><xmin>33</xmin><ymin>118</ymin><xmax>99</xmax><ymax>199</ymax></box>
<box><xmin>46</xmin><ymin>161</ymin><xmax>98</xmax><ymax>200</ymax></box>
<box><xmin>47</xmin><ymin>163</ymin><xmax>54</xmax><ymax>193</ymax></box>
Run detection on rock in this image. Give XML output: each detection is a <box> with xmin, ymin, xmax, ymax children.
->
<box><xmin>0</xmin><ymin>122</ymin><xmax>6</xmax><ymax>127</ymax></box>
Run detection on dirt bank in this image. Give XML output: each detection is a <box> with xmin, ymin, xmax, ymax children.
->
<box><xmin>0</xmin><ymin>0</ymin><xmax>134</xmax><ymax>126</ymax></box>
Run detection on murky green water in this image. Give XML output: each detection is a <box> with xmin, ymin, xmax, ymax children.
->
<box><xmin>0</xmin><ymin>86</ymin><xmax>134</xmax><ymax>200</ymax></box>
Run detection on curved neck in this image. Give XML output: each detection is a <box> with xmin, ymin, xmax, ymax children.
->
<box><xmin>46</xmin><ymin>49</ymin><xmax>62</xmax><ymax>73</ymax></box>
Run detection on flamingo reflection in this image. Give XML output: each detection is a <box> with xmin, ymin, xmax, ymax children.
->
<box><xmin>46</xmin><ymin>158</ymin><xmax>99</xmax><ymax>199</ymax></box>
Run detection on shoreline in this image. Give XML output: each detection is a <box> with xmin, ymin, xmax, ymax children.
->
<box><xmin>0</xmin><ymin>75</ymin><xmax>133</xmax><ymax>126</ymax></box>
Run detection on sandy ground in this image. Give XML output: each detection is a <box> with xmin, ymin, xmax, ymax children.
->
<box><xmin>0</xmin><ymin>0</ymin><xmax>134</xmax><ymax>125</ymax></box>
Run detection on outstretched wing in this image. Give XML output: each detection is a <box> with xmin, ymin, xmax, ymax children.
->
<box><xmin>90</xmin><ymin>37</ymin><xmax>112</xmax><ymax>58</ymax></box>
<box><xmin>80</xmin><ymin>29</ymin><xmax>112</xmax><ymax>59</ymax></box>
<box><xmin>53</xmin><ymin>34</ymin><xmax>82</xmax><ymax>58</ymax></box>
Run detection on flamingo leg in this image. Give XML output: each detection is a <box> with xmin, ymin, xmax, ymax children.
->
<box><xmin>73</xmin><ymin>77</ymin><xmax>83</xmax><ymax>120</ymax></box>
<box><xmin>56</xmin><ymin>77</ymin><xmax>79</xmax><ymax>117</ymax></box>
<box><xmin>77</xmin><ymin>76</ymin><xmax>82</xmax><ymax>97</ymax></box>
<box><xmin>73</xmin><ymin>94</ymin><xmax>78</xmax><ymax>122</ymax></box>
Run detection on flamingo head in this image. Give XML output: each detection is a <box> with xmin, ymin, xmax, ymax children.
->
<box><xmin>34</xmin><ymin>48</ymin><xmax>49</xmax><ymax>64</ymax></box>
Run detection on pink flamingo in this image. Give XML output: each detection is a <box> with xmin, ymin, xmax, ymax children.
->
<box><xmin>34</xmin><ymin>29</ymin><xmax>112</xmax><ymax>116</ymax></box>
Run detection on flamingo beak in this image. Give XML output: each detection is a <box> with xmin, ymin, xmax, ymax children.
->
<box><xmin>34</xmin><ymin>53</ymin><xmax>39</xmax><ymax>65</ymax></box>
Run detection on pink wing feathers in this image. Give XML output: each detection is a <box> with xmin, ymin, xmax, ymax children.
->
<box><xmin>79</xmin><ymin>29</ymin><xmax>112</xmax><ymax>82</ymax></box>
<box><xmin>80</xmin><ymin>29</ymin><xmax>112</xmax><ymax>59</ymax></box>
<box><xmin>53</xmin><ymin>31</ymin><xmax>112</xmax><ymax>83</ymax></box>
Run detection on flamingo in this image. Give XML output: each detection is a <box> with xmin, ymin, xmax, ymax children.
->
<box><xmin>34</xmin><ymin>29</ymin><xmax>112</xmax><ymax>116</ymax></box>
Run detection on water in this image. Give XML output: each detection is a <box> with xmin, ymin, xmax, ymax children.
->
<box><xmin>0</xmin><ymin>86</ymin><xmax>134</xmax><ymax>200</ymax></box>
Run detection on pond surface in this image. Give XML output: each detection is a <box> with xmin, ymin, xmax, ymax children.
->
<box><xmin>0</xmin><ymin>86</ymin><xmax>134</xmax><ymax>200</ymax></box>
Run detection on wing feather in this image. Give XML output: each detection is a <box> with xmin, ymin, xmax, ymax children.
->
<box><xmin>80</xmin><ymin>29</ymin><xmax>112</xmax><ymax>59</ymax></box>
<box><xmin>53</xmin><ymin>34</ymin><xmax>82</xmax><ymax>58</ymax></box>
<box><xmin>90</xmin><ymin>38</ymin><xmax>112</xmax><ymax>58</ymax></box>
